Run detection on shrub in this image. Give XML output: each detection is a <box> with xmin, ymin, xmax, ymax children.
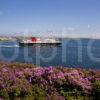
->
<box><xmin>0</xmin><ymin>62</ymin><xmax>100</xmax><ymax>100</ymax></box>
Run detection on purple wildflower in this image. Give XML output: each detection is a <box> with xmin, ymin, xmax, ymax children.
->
<box><xmin>2</xmin><ymin>67</ymin><xmax>8</xmax><ymax>72</ymax></box>
<box><xmin>47</xmin><ymin>66</ymin><xmax>53</xmax><ymax>73</ymax></box>
<box><xmin>29</xmin><ymin>77</ymin><xmax>32</xmax><ymax>83</ymax></box>
<box><xmin>34</xmin><ymin>67</ymin><xmax>45</xmax><ymax>76</ymax></box>
<box><xmin>57</xmin><ymin>72</ymin><xmax>65</xmax><ymax>79</ymax></box>
<box><xmin>15</xmin><ymin>70</ymin><xmax>23</xmax><ymax>77</ymax></box>
<box><xmin>95</xmin><ymin>78</ymin><xmax>100</xmax><ymax>81</ymax></box>
<box><xmin>87</xmin><ymin>76</ymin><xmax>93</xmax><ymax>81</ymax></box>
<box><xmin>9</xmin><ymin>72</ymin><xmax>16</xmax><ymax>82</ymax></box>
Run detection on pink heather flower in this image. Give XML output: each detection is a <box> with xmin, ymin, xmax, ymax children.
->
<box><xmin>34</xmin><ymin>68</ymin><xmax>44</xmax><ymax>76</ymax></box>
<box><xmin>2</xmin><ymin>67</ymin><xmax>8</xmax><ymax>72</ymax></box>
<box><xmin>15</xmin><ymin>71</ymin><xmax>23</xmax><ymax>77</ymax></box>
<box><xmin>29</xmin><ymin>77</ymin><xmax>32</xmax><ymax>83</ymax></box>
<box><xmin>9</xmin><ymin>72</ymin><xmax>16</xmax><ymax>82</ymax></box>
<box><xmin>95</xmin><ymin>78</ymin><xmax>100</xmax><ymax>81</ymax></box>
<box><xmin>24</xmin><ymin>68</ymin><xmax>33</xmax><ymax>76</ymax></box>
<box><xmin>51</xmin><ymin>74</ymin><xmax>57</xmax><ymax>79</ymax></box>
<box><xmin>57</xmin><ymin>72</ymin><xmax>65</xmax><ymax>79</ymax></box>
<box><xmin>47</xmin><ymin>66</ymin><xmax>53</xmax><ymax>73</ymax></box>
<box><xmin>87</xmin><ymin>76</ymin><xmax>93</xmax><ymax>81</ymax></box>
<box><xmin>64</xmin><ymin>72</ymin><xmax>71</xmax><ymax>76</ymax></box>
<box><xmin>71</xmin><ymin>69</ymin><xmax>79</xmax><ymax>75</ymax></box>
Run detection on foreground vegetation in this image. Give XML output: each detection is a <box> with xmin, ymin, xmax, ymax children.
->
<box><xmin>0</xmin><ymin>62</ymin><xmax>100</xmax><ymax>100</ymax></box>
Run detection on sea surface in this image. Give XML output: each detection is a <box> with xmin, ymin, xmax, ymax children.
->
<box><xmin>0</xmin><ymin>39</ymin><xmax>100</xmax><ymax>69</ymax></box>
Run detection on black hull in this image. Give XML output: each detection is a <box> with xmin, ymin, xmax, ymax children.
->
<box><xmin>19</xmin><ymin>42</ymin><xmax>61</xmax><ymax>46</ymax></box>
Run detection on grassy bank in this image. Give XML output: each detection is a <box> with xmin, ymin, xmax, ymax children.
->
<box><xmin>0</xmin><ymin>62</ymin><xmax>100</xmax><ymax>100</ymax></box>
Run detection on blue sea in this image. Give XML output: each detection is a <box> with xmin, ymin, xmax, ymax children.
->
<box><xmin>0</xmin><ymin>39</ymin><xmax>100</xmax><ymax>69</ymax></box>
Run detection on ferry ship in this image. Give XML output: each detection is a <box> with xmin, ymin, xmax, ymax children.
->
<box><xmin>18</xmin><ymin>37</ymin><xmax>61</xmax><ymax>46</ymax></box>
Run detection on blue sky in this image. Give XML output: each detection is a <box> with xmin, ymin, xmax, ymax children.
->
<box><xmin>0</xmin><ymin>0</ymin><xmax>100</xmax><ymax>36</ymax></box>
